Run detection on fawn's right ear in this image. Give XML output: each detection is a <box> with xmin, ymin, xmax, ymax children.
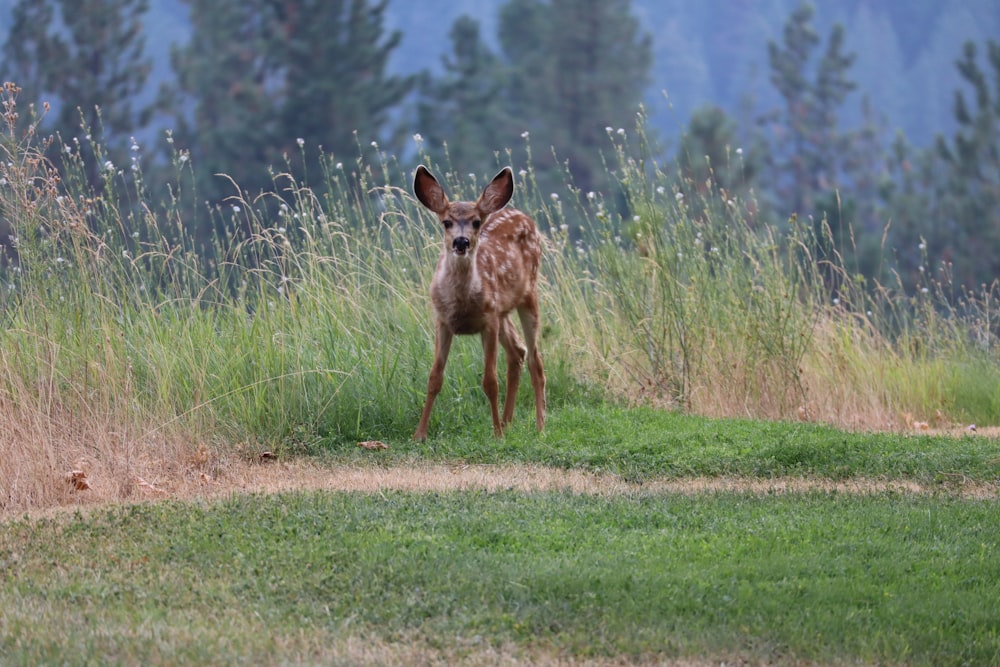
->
<box><xmin>414</xmin><ymin>166</ymin><xmax>449</xmax><ymax>215</ymax></box>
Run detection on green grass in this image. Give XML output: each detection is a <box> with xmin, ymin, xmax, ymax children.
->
<box><xmin>2</xmin><ymin>488</ymin><xmax>998</xmax><ymax>666</ymax></box>
<box><xmin>2</xmin><ymin>89</ymin><xmax>1000</xmax><ymax>666</ymax></box>
<box><xmin>326</xmin><ymin>403</ymin><xmax>1000</xmax><ymax>484</ymax></box>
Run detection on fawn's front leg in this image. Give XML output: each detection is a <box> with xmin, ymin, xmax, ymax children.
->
<box><xmin>414</xmin><ymin>322</ymin><xmax>453</xmax><ymax>441</ymax></box>
<box><xmin>481</xmin><ymin>318</ymin><xmax>504</xmax><ymax>437</ymax></box>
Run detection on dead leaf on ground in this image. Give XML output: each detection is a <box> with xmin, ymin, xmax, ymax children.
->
<box><xmin>65</xmin><ymin>470</ymin><xmax>91</xmax><ymax>491</ymax></box>
<box><xmin>258</xmin><ymin>451</ymin><xmax>277</xmax><ymax>462</ymax></box>
<box><xmin>136</xmin><ymin>476</ymin><xmax>167</xmax><ymax>495</ymax></box>
<box><xmin>189</xmin><ymin>445</ymin><xmax>212</xmax><ymax>467</ymax></box>
<box><xmin>357</xmin><ymin>440</ymin><xmax>389</xmax><ymax>451</ymax></box>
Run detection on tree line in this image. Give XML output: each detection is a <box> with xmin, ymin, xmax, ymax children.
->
<box><xmin>1</xmin><ymin>0</ymin><xmax>998</xmax><ymax>291</ymax></box>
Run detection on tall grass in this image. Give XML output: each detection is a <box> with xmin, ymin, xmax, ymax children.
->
<box><xmin>0</xmin><ymin>88</ymin><xmax>997</xmax><ymax>512</ymax></box>
<box><xmin>561</xmin><ymin>123</ymin><xmax>1000</xmax><ymax>428</ymax></box>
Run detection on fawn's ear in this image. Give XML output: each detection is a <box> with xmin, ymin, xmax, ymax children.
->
<box><xmin>478</xmin><ymin>167</ymin><xmax>514</xmax><ymax>216</ymax></box>
<box><xmin>413</xmin><ymin>166</ymin><xmax>449</xmax><ymax>215</ymax></box>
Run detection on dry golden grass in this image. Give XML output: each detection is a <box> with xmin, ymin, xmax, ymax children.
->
<box><xmin>0</xmin><ymin>382</ymin><xmax>220</xmax><ymax>514</ymax></box>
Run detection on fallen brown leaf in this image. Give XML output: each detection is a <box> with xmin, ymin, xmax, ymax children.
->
<box><xmin>65</xmin><ymin>470</ymin><xmax>90</xmax><ymax>491</ymax></box>
<box><xmin>189</xmin><ymin>445</ymin><xmax>211</xmax><ymax>467</ymax></box>
<box><xmin>357</xmin><ymin>440</ymin><xmax>389</xmax><ymax>451</ymax></box>
<box><xmin>136</xmin><ymin>476</ymin><xmax>167</xmax><ymax>495</ymax></box>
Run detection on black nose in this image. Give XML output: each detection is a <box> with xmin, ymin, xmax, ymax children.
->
<box><xmin>453</xmin><ymin>237</ymin><xmax>470</xmax><ymax>252</ymax></box>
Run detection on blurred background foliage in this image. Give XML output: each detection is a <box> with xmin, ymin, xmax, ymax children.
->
<box><xmin>0</xmin><ymin>0</ymin><xmax>998</xmax><ymax>292</ymax></box>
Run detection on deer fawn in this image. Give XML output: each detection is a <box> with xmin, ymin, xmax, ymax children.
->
<box><xmin>412</xmin><ymin>165</ymin><xmax>546</xmax><ymax>441</ymax></box>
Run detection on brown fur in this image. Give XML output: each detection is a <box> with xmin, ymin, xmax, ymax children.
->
<box><xmin>412</xmin><ymin>166</ymin><xmax>545</xmax><ymax>440</ymax></box>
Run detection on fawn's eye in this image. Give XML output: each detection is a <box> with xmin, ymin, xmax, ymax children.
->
<box><xmin>473</xmin><ymin>219</ymin><xmax>482</xmax><ymax>230</ymax></box>
<box><xmin>442</xmin><ymin>220</ymin><xmax>453</xmax><ymax>229</ymax></box>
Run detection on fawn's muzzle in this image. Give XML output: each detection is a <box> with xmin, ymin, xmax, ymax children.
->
<box><xmin>453</xmin><ymin>236</ymin><xmax>471</xmax><ymax>254</ymax></box>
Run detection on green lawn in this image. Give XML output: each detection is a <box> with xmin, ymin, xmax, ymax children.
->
<box><xmin>340</xmin><ymin>403</ymin><xmax>1000</xmax><ymax>484</ymax></box>
<box><xmin>1</xmin><ymin>489</ymin><xmax>998</xmax><ymax>665</ymax></box>
<box><xmin>2</xmin><ymin>407</ymin><xmax>999</xmax><ymax>666</ymax></box>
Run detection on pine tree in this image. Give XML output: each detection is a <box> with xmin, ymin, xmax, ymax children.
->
<box><xmin>275</xmin><ymin>0</ymin><xmax>415</xmax><ymax>182</ymax></box>
<box><xmin>168</xmin><ymin>0</ymin><xmax>413</xmax><ymax>204</ymax></box>
<box><xmin>497</xmin><ymin>0</ymin><xmax>652</xmax><ymax>193</ymax></box>
<box><xmin>885</xmin><ymin>39</ymin><xmax>1000</xmax><ymax>291</ymax></box>
<box><xmin>678</xmin><ymin>105</ymin><xmax>757</xmax><ymax>201</ymax></box>
<box><xmin>168</xmin><ymin>0</ymin><xmax>280</xmax><ymax>204</ymax></box>
<box><xmin>933</xmin><ymin>39</ymin><xmax>1000</xmax><ymax>289</ymax></box>
<box><xmin>763</xmin><ymin>2</ymin><xmax>857</xmax><ymax>218</ymax></box>
<box><xmin>415</xmin><ymin>15</ymin><xmax>509</xmax><ymax>175</ymax></box>
<box><xmin>2</xmin><ymin>0</ymin><xmax>154</xmax><ymax>188</ymax></box>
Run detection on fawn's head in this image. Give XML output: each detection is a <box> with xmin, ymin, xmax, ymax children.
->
<box><xmin>414</xmin><ymin>166</ymin><xmax>514</xmax><ymax>258</ymax></box>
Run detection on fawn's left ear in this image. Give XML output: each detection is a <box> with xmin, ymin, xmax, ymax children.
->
<box><xmin>414</xmin><ymin>165</ymin><xmax>450</xmax><ymax>215</ymax></box>
<box><xmin>478</xmin><ymin>167</ymin><xmax>514</xmax><ymax>216</ymax></box>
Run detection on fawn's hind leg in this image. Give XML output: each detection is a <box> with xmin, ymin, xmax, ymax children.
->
<box><xmin>517</xmin><ymin>302</ymin><xmax>546</xmax><ymax>431</ymax></box>
<box><xmin>498</xmin><ymin>316</ymin><xmax>527</xmax><ymax>427</ymax></box>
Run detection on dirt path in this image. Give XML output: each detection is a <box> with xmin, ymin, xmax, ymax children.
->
<box><xmin>8</xmin><ymin>456</ymin><xmax>998</xmax><ymax>524</ymax></box>
<box><xmin>214</xmin><ymin>460</ymin><xmax>998</xmax><ymax>498</ymax></box>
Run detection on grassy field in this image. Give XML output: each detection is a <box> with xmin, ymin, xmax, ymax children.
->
<box><xmin>1</xmin><ymin>97</ymin><xmax>999</xmax><ymax>664</ymax></box>
<box><xmin>2</xmin><ymin>446</ymin><xmax>999</xmax><ymax>666</ymax></box>
<box><xmin>3</xmin><ymin>406</ymin><xmax>1000</xmax><ymax>665</ymax></box>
